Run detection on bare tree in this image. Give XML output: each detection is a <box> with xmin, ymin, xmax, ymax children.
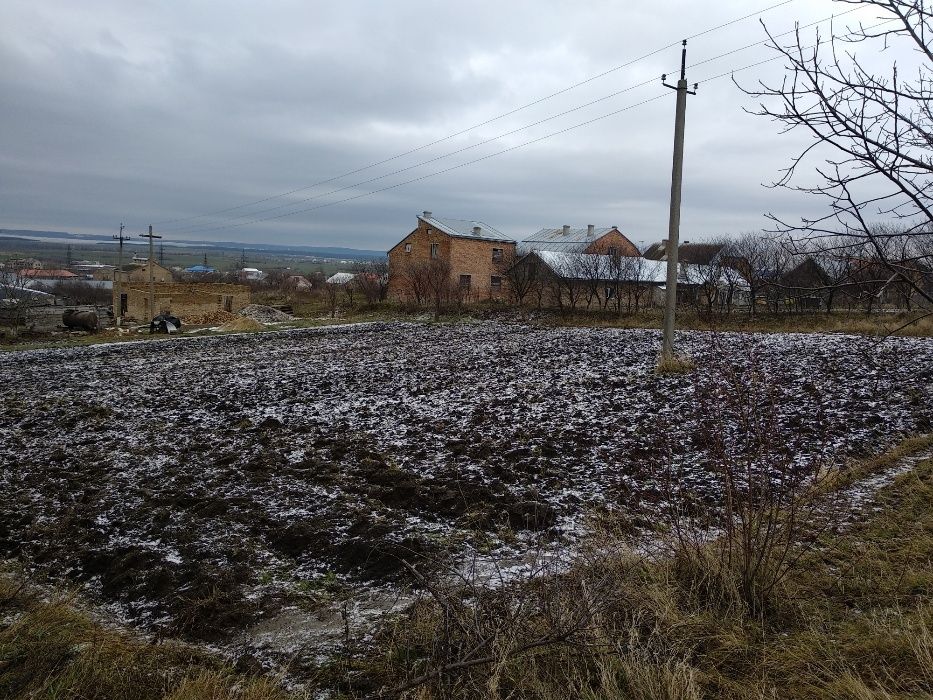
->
<box><xmin>0</xmin><ymin>268</ymin><xmax>46</xmax><ymax>338</ymax></box>
<box><xmin>423</xmin><ymin>258</ymin><xmax>453</xmax><ymax>320</ymax></box>
<box><xmin>323</xmin><ymin>280</ymin><xmax>340</xmax><ymax>318</ymax></box>
<box><xmin>744</xmin><ymin>0</ymin><xmax>933</xmax><ymax>326</ymax></box>
<box><xmin>729</xmin><ymin>234</ymin><xmax>787</xmax><ymax>314</ymax></box>
<box><xmin>397</xmin><ymin>260</ymin><xmax>432</xmax><ymax>306</ymax></box>
<box><xmin>577</xmin><ymin>253</ymin><xmax>607</xmax><ymax>309</ymax></box>
<box><xmin>355</xmin><ymin>259</ymin><xmax>389</xmax><ymax>305</ymax></box>
<box><xmin>500</xmin><ymin>250</ymin><xmax>537</xmax><ymax>308</ymax></box>
<box><xmin>548</xmin><ymin>254</ymin><xmax>586</xmax><ymax>313</ymax></box>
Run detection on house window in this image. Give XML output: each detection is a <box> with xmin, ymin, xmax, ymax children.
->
<box><xmin>491</xmin><ymin>276</ymin><xmax>502</xmax><ymax>291</ymax></box>
<box><xmin>430</xmin><ymin>243</ymin><xmax>439</xmax><ymax>259</ymax></box>
<box><xmin>404</xmin><ymin>243</ymin><xmax>412</xmax><ymax>253</ymax></box>
<box><xmin>492</xmin><ymin>248</ymin><xmax>503</xmax><ymax>261</ymax></box>
<box><xmin>459</xmin><ymin>274</ymin><xmax>472</xmax><ymax>289</ymax></box>
<box><xmin>605</xmin><ymin>286</ymin><xmax>615</xmax><ymax>299</ymax></box>
<box><xmin>607</xmin><ymin>246</ymin><xmax>618</xmax><ymax>257</ymax></box>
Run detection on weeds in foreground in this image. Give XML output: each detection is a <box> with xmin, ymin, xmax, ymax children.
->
<box><xmin>0</xmin><ymin>583</ymin><xmax>298</xmax><ymax>700</ymax></box>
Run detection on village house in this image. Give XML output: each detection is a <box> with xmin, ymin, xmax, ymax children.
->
<box><xmin>115</xmin><ymin>282</ymin><xmax>250</xmax><ymax>322</ymax></box>
<box><xmin>20</xmin><ymin>268</ymin><xmax>79</xmax><ymax>282</ymax></box>
<box><xmin>642</xmin><ymin>240</ymin><xmax>727</xmax><ymax>264</ymax></box>
<box><xmin>387</xmin><ymin>212</ymin><xmax>517</xmax><ymax>301</ymax></box>
<box><xmin>112</xmin><ymin>261</ymin><xmax>173</xmax><ymax>284</ymax></box>
<box><xmin>509</xmin><ymin>250</ymin><xmax>665</xmax><ymax>310</ymax></box>
<box><xmin>521</xmin><ymin>225</ymin><xmax>640</xmax><ymax>256</ymax></box>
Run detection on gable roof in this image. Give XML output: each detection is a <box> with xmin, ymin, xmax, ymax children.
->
<box><xmin>532</xmin><ymin>251</ymin><xmax>668</xmax><ymax>283</ymax></box>
<box><xmin>21</xmin><ymin>268</ymin><xmax>78</xmax><ymax>279</ymax></box>
<box><xmin>417</xmin><ymin>213</ymin><xmax>514</xmax><ymax>243</ymax></box>
<box><xmin>643</xmin><ymin>241</ymin><xmax>727</xmax><ymax>265</ymax></box>
<box><xmin>521</xmin><ymin>226</ymin><xmax>632</xmax><ymax>253</ymax></box>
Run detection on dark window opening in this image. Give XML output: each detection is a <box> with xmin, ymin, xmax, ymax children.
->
<box><xmin>459</xmin><ymin>274</ymin><xmax>472</xmax><ymax>289</ymax></box>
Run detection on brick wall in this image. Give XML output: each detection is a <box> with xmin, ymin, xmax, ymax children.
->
<box><xmin>115</xmin><ymin>262</ymin><xmax>173</xmax><ymax>284</ymax></box>
<box><xmin>583</xmin><ymin>230</ymin><xmax>640</xmax><ymax>257</ymax></box>
<box><xmin>117</xmin><ymin>282</ymin><xmax>250</xmax><ymax>321</ymax></box>
<box><xmin>387</xmin><ymin>219</ymin><xmax>516</xmax><ymax>301</ymax></box>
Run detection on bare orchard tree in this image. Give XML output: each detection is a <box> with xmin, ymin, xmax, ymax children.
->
<box><xmin>577</xmin><ymin>253</ymin><xmax>607</xmax><ymax>309</ymax></box>
<box><xmin>323</xmin><ymin>280</ymin><xmax>340</xmax><ymax>318</ymax></box>
<box><xmin>500</xmin><ymin>250</ymin><xmax>537</xmax><ymax>308</ymax></box>
<box><xmin>617</xmin><ymin>254</ymin><xmax>655</xmax><ymax>314</ymax></box>
<box><xmin>0</xmin><ymin>267</ymin><xmax>44</xmax><ymax>337</ymax></box>
<box><xmin>423</xmin><ymin>257</ymin><xmax>453</xmax><ymax>320</ymax></box>
<box><xmin>744</xmin><ymin>0</ymin><xmax>933</xmax><ymax>326</ymax></box>
<box><xmin>548</xmin><ymin>254</ymin><xmax>586</xmax><ymax>313</ymax></box>
<box><xmin>396</xmin><ymin>259</ymin><xmax>431</xmax><ymax>306</ymax></box>
<box><xmin>354</xmin><ymin>259</ymin><xmax>389</xmax><ymax>305</ymax></box>
<box><xmin>729</xmin><ymin>233</ymin><xmax>787</xmax><ymax>314</ymax></box>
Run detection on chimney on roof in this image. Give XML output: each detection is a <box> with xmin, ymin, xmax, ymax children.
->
<box><xmin>562</xmin><ymin>225</ymin><xmax>571</xmax><ymax>235</ymax></box>
<box><xmin>587</xmin><ymin>224</ymin><xmax>594</xmax><ymax>235</ymax></box>
<box><xmin>473</xmin><ymin>226</ymin><xmax>482</xmax><ymax>235</ymax></box>
<box><xmin>612</xmin><ymin>225</ymin><xmax>618</xmax><ymax>230</ymax></box>
<box><xmin>423</xmin><ymin>210</ymin><xmax>433</xmax><ymax>218</ymax></box>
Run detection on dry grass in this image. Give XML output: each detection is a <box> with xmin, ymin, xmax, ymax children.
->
<box><xmin>0</xmin><ymin>583</ymin><xmax>298</xmax><ymax>700</ymax></box>
<box><xmin>363</xmin><ymin>437</ymin><xmax>933</xmax><ymax>700</ymax></box>
<box><xmin>2</xmin><ymin>436</ymin><xmax>931</xmax><ymax>699</ymax></box>
<box><xmin>218</xmin><ymin>317</ymin><xmax>265</xmax><ymax>333</ymax></box>
<box><xmin>655</xmin><ymin>353</ymin><xmax>696</xmax><ymax>375</ymax></box>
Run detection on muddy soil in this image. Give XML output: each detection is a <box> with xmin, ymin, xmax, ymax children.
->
<box><xmin>1</xmin><ymin>322</ymin><xmax>930</xmax><ymax>652</ymax></box>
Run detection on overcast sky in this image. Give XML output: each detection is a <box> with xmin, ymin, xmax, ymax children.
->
<box><xmin>0</xmin><ymin>0</ymin><xmax>894</xmax><ymax>250</ymax></box>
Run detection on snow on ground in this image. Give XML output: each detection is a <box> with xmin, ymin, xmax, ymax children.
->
<box><xmin>1</xmin><ymin>321</ymin><xmax>931</xmax><ymax>666</ymax></box>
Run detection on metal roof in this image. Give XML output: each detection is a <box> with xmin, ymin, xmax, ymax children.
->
<box><xmin>533</xmin><ymin>251</ymin><xmax>668</xmax><ymax>283</ymax></box>
<box><xmin>521</xmin><ymin>226</ymin><xmax>631</xmax><ymax>253</ymax></box>
<box><xmin>326</xmin><ymin>272</ymin><xmax>356</xmax><ymax>284</ymax></box>
<box><xmin>418</xmin><ymin>214</ymin><xmax>514</xmax><ymax>242</ymax></box>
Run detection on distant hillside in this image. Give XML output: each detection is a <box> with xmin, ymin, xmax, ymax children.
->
<box><xmin>0</xmin><ymin>229</ymin><xmax>386</xmax><ymax>260</ymax></box>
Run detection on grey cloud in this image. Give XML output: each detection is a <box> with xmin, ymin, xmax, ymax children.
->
<box><xmin>3</xmin><ymin>0</ymin><xmax>870</xmax><ymax>251</ymax></box>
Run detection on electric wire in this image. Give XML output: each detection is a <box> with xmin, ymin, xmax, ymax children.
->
<box><xmin>170</xmin><ymin>7</ymin><xmax>871</xmax><ymax>237</ymax></box>
<box><xmin>152</xmin><ymin>0</ymin><xmax>799</xmax><ymax>230</ymax></box>
<box><xmin>177</xmin><ymin>44</ymin><xmax>844</xmax><ymax>236</ymax></box>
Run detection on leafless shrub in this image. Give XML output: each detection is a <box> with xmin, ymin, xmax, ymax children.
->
<box><xmin>656</xmin><ymin>336</ymin><xmax>846</xmax><ymax>617</ymax></box>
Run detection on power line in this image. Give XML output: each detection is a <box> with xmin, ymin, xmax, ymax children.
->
<box><xmin>153</xmin><ymin>0</ymin><xmax>798</xmax><ymax>230</ymax></box>
<box><xmin>172</xmin><ymin>7</ymin><xmax>869</xmax><ymax>237</ymax></box>
<box><xmin>177</xmin><ymin>46</ymin><xmax>831</xmax><ymax>236</ymax></box>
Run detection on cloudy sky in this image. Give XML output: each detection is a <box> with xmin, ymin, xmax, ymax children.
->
<box><xmin>0</xmin><ymin>0</ymin><xmax>893</xmax><ymax>250</ymax></box>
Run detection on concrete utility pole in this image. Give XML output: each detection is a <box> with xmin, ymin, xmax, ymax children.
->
<box><xmin>113</xmin><ymin>223</ymin><xmax>128</xmax><ymax>327</ymax></box>
<box><xmin>140</xmin><ymin>225</ymin><xmax>162</xmax><ymax>321</ymax></box>
<box><xmin>660</xmin><ymin>41</ymin><xmax>698</xmax><ymax>362</ymax></box>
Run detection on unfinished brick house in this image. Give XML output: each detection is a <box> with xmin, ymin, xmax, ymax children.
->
<box><xmin>521</xmin><ymin>225</ymin><xmax>640</xmax><ymax>256</ymax></box>
<box><xmin>387</xmin><ymin>212</ymin><xmax>517</xmax><ymax>301</ymax></box>
<box><xmin>113</xmin><ymin>261</ymin><xmax>173</xmax><ymax>285</ymax></box>
<box><xmin>116</xmin><ymin>282</ymin><xmax>250</xmax><ymax>322</ymax></box>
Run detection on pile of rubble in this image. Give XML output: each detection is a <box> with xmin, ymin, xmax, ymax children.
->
<box><xmin>237</xmin><ymin>304</ymin><xmax>293</xmax><ymax>323</ymax></box>
<box><xmin>182</xmin><ymin>311</ymin><xmax>236</xmax><ymax>326</ymax></box>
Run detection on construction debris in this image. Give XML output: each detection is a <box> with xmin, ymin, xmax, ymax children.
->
<box><xmin>237</xmin><ymin>304</ymin><xmax>293</xmax><ymax>323</ymax></box>
<box><xmin>219</xmin><ymin>317</ymin><xmax>264</xmax><ymax>332</ymax></box>
<box><xmin>182</xmin><ymin>311</ymin><xmax>236</xmax><ymax>325</ymax></box>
